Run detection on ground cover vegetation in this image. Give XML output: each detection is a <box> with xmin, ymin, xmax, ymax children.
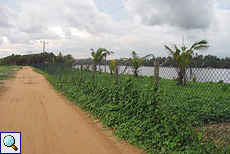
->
<box><xmin>0</xmin><ymin>65</ymin><xmax>21</xmax><ymax>82</ymax></box>
<box><xmin>32</xmin><ymin>62</ymin><xmax>230</xmax><ymax>153</ymax></box>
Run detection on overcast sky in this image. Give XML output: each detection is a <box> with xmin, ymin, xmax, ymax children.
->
<box><xmin>0</xmin><ymin>0</ymin><xmax>230</xmax><ymax>59</ymax></box>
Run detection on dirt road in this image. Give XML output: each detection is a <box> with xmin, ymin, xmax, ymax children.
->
<box><xmin>0</xmin><ymin>67</ymin><xmax>144</xmax><ymax>154</ymax></box>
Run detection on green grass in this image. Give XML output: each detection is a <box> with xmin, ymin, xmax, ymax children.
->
<box><xmin>0</xmin><ymin>65</ymin><xmax>21</xmax><ymax>81</ymax></box>
<box><xmin>0</xmin><ymin>65</ymin><xmax>20</xmax><ymax>73</ymax></box>
<box><xmin>32</xmin><ymin>64</ymin><xmax>230</xmax><ymax>153</ymax></box>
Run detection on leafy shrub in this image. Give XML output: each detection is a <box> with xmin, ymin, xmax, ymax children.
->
<box><xmin>192</xmin><ymin>77</ymin><xmax>197</xmax><ymax>82</ymax></box>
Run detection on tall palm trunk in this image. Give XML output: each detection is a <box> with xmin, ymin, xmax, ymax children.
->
<box><xmin>177</xmin><ymin>68</ymin><xmax>187</xmax><ymax>86</ymax></box>
<box><xmin>183</xmin><ymin>68</ymin><xmax>187</xmax><ymax>86</ymax></box>
<box><xmin>134</xmin><ymin>69</ymin><xmax>138</xmax><ymax>78</ymax></box>
<box><xmin>177</xmin><ymin>68</ymin><xmax>183</xmax><ymax>85</ymax></box>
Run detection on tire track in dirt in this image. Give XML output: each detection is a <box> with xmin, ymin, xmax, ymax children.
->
<box><xmin>0</xmin><ymin>67</ymin><xmax>145</xmax><ymax>154</ymax></box>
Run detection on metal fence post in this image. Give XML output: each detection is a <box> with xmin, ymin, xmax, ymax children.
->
<box><xmin>115</xmin><ymin>64</ymin><xmax>119</xmax><ymax>86</ymax></box>
<box><xmin>92</xmin><ymin>63</ymin><xmax>96</xmax><ymax>83</ymax></box>
<box><xmin>154</xmin><ymin>62</ymin><xmax>159</xmax><ymax>87</ymax></box>
<box><xmin>60</xmin><ymin>63</ymin><xmax>63</xmax><ymax>79</ymax></box>
<box><xmin>80</xmin><ymin>64</ymin><xmax>83</xmax><ymax>79</ymax></box>
<box><xmin>71</xmin><ymin>62</ymin><xmax>74</xmax><ymax>78</ymax></box>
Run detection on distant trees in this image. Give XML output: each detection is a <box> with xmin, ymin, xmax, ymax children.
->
<box><xmin>3</xmin><ymin>50</ymin><xmax>225</xmax><ymax>70</ymax></box>
<box><xmin>76</xmin><ymin>54</ymin><xmax>229</xmax><ymax>69</ymax></box>
<box><xmin>0</xmin><ymin>52</ymin><xmax>74</xmax><ymax>66</ymax></box>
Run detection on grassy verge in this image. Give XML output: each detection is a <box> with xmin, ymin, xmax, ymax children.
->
<box><xmin>33</xmin><ymin>67</ymin><xmax>230</xmax><ymax>153</ymax></box>
<box><xmin>0</xmin><ymin>65</ymin><xmax>22</xmax><ymax>82</ymax></box>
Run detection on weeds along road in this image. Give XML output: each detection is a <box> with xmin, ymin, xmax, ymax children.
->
<box><xmin>0</xmin><ymin>67</ymin><xmax>144</xmax><ymax>154</ymax></box>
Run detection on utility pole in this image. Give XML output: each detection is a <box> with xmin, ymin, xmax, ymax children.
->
<box><xmin>40</xmin><ymin>41</ymin><xmax>49</xmax><ymax>53</ymax></box>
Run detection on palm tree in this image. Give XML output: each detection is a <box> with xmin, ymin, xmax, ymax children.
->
<box><xmin>91</xmin><ymin>48</ymin><xmax>108</xmax><ymax>82</ymax></box>
<box><xmin>129</xmin><ymin>51</ymin><xmax>154</xmax><ymax>77</ymax></box>
<box><xmin>130</xmin><ymin>51</ymin><xmax>143</xmax><ymax>77</ymax></box>
<box><xmin>164</xmin><ymin>40</ymin><xmax>209</xmax><ymax>86</ymax></box>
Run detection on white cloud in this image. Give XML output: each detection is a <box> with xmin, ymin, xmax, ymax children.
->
<box><xmin>0</xmin><ymin>0</ymin><xmax>230</xmax><ymax>59</ymax></box>
<box><xmin>0</xmin><ymin>5</ymin><xmax>17</xmax><ymax>28</ymax></box>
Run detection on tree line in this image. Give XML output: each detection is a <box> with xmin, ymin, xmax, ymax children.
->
<box><xmin>77</xmin><ymin>54</ymin><xmax>230</xmax><ymax>69</ymax></box>
<box><xmin>0</xmin><ymin>50</ymin><xmax>229</xmax><ymax>69</ymax></box>
<box><xmin>0</xmin><ymin>52</ymin><xmax>74</xmax><ymax>66</ymax></box>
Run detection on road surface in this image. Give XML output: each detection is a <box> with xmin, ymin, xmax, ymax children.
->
<box><xmin>0</xmin><ymin>67</ymin><xmax>144</xmax><ymax>154</ymax></box>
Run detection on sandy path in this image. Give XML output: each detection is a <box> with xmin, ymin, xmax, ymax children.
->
<box><xmin>0</xmin><ymin>67</ymin><xmax>144</xmax><ymax>154</ymax></box>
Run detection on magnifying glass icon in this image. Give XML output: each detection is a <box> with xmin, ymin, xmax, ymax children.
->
<box><xmin>3</xmin><ymin>135</ymin><xmax>18</xmax><ymax>151</ymax></box>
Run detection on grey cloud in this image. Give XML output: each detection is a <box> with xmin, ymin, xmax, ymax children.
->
<box><xmin>62</xmin><ymin>1</ymin><xmax>101</xmax><ymax>28</ymax></box>
<box><xmin>15</xmin><ymin>0</ymin><xmax>99</xmax><ymax>31</ymax></box>
<box><xmin>29</xmin><ymin>29</ymin><xmax>60</xmax><ymax>40</ymax></box>
<box><xmin>15</xmin><ymin>6</ymin><xmax>48</xmax><ymax>33</ymax></box>
<box><xmin>17</xmin><ymin>19</ymin><xmax>46</xmax><ymax>33</ymax></box>
<box><xmin>3</xmin><ymin>28</ymin><xmax>59</xmax><ymax>44</ymax></box>
<box><xmin>0</xmin><ymin>5</ymin><xmax>17</xmax><ymax>28</ymax></box>
<box><xmin>127</xmin><ymin>0</ymin><xmax>216</xmax><ymax>30</ymax></box>
<box><xmin>5</xmin><ymin>29</ymin><xmax>30</xmax><ymax>44</ymax></box>
<box><xmin>62</xmin><ymin>27</ymin><xmax>72</xmax><ymax>38</ymax></box>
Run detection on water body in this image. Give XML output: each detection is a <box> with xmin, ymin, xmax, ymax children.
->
<box><xmin>75</xmin><ymin>65</ymin><xmax>230</xmax><ymax>83</ymax></box>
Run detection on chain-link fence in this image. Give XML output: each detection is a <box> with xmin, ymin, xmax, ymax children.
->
<box><xmin>32</xmin><ymin>62</ymin><xmax>229</xmax><ymax>98</ymax></box>
<box><xmin>32</xmin><ymin>62</ymin><xmax>230</xmax><ymax>122</ymax></box>
<box><xmin>32</xmin><ymin>62</ymin><xmax>230</xmax><ymax>85</ymax></box>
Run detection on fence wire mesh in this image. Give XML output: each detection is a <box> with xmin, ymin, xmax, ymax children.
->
<box><xmin>32</xmin><ymin>62</ymin><xmax>230</xmax><ymax>103</ymax></box>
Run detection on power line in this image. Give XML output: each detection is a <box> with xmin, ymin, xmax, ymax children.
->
<box><xmin>84</xmin><ymin>0</ymin><xmax>137</xmax><ymax>28</ymax></box>
<box><xmin>77</xmin><ymin>0</ymin><xmax>119</xmax><ymax>28</ymax></box>
<box><xmin>109</xmin><ymin>0</ymin><xmax>135</xmax><ymax>15</ymax></box>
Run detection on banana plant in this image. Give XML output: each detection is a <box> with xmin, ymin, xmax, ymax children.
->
<box><xmin>109</xmin><ymin>59</ymin><xmax>115</xmax><ymax>75</ymax></box>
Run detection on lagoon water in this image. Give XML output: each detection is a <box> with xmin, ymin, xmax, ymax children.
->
<box><xmin>75</xmin><ymin>65</ymin><xmax>230</xmax><ymax>83</ymax></box>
